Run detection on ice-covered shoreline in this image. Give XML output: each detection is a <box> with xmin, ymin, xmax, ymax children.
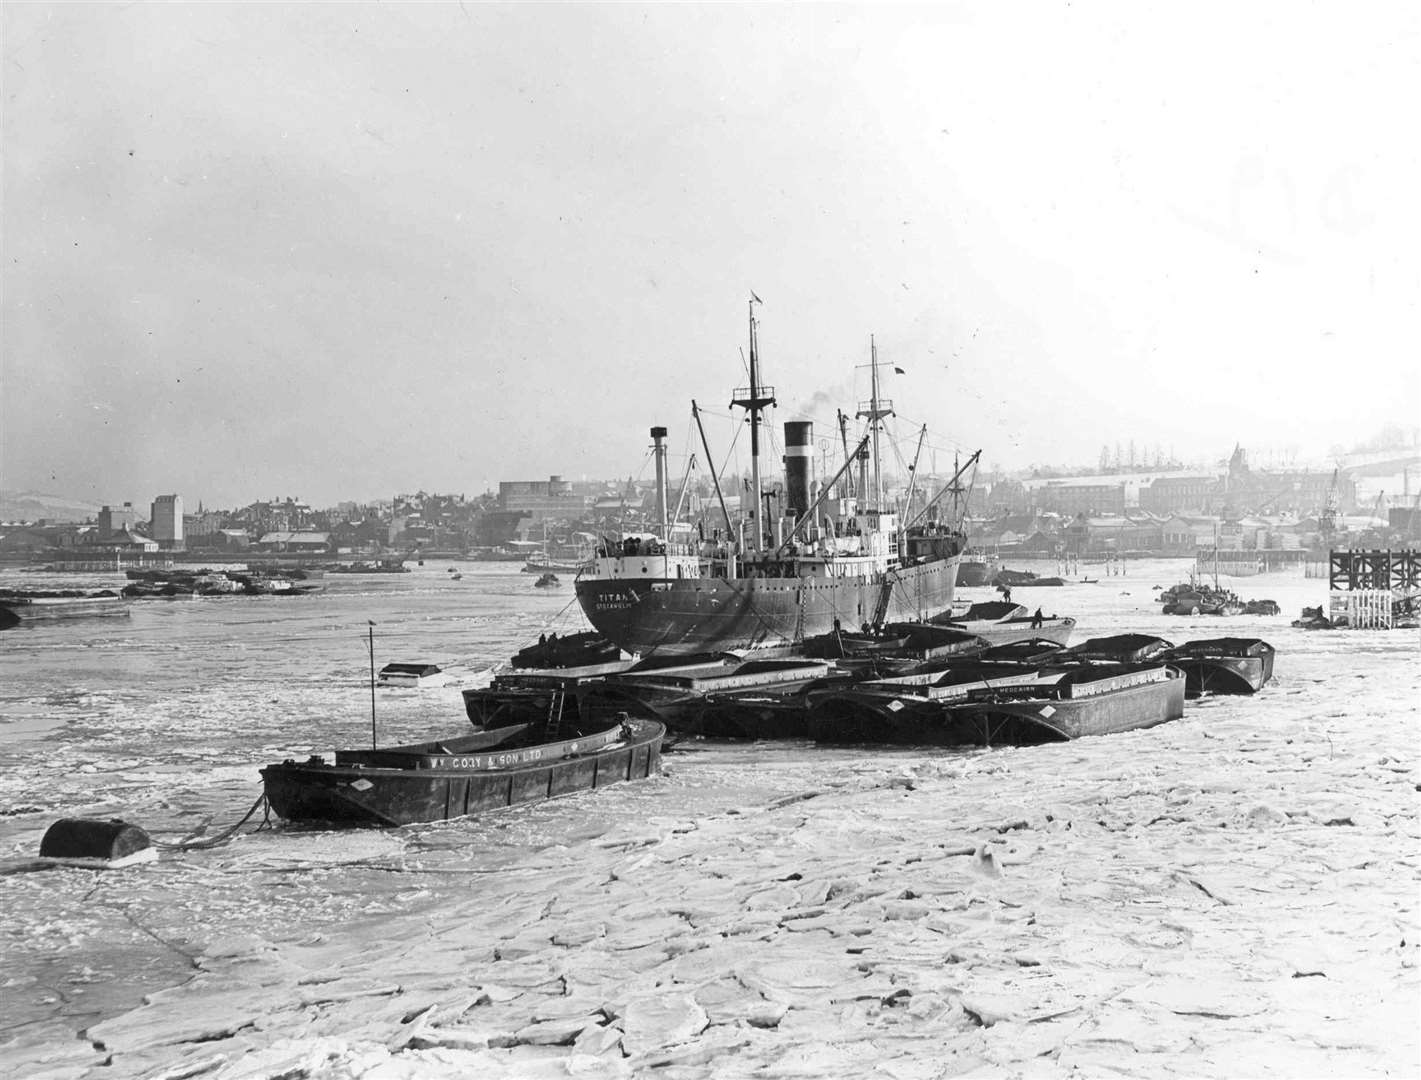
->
<box><xmin>3</xmin><ymin>566</ymin><xmax>1418</xmax><ymax>1078</ymax></box>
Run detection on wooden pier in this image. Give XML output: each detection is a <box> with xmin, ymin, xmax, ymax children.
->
<box><xmin>1196</xmin><ymin>548</ymin><xmax>1307</xmax><ymax>577</ymax></box>
<box><xmin>1327</xmin><ymin>549</ymin><xmax>1420</xmax><ymax>629</ymax></box>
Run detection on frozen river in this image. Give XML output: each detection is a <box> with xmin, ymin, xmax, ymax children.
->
<box><xmin>1</xmin><ymin>558</ymin><xmax>1417</xmax><ymax>1078</ymax></box>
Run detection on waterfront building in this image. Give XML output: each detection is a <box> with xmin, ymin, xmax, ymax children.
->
<box><xmin>235</xmin><ymin>499</ymin><xmax>313</xmax><ymax>535</ymax></box>
<box><xmin>1034</xmin><ymin>482</ymin><xmax>1127</xmax><ymax>517</ymax></box>
<box><xmin>89</xmin><ymin>528</ymin><xmax>159</xmax><ymax>554</ymax></box>
<box><xmin>1141</xmin><ymin>475</ymin><xmax>1222</xmax><ymax>515</ymax></box>
<box><xmin>254</xmin><ymin>531</ymin><xmax>331</xmax><ymax>553</ymax></box>
<box><xmin>97</xmin><ymin>502</ymin><xmax>139</xmax><ymax>538</ymax></box>
<box><xmin>151</xmin><ymin>494</ymin><xmax>184</xmax><ymax>550</ymax></box>
<box><xmin>1161</xmin><ymin>515</ymin><xmax>1220</xmax><ymax>554</ymax></box>
<box><xmin>216</xmin><ymin>529</ymin><xmax>252</xmax><ymax>550</ymax></box>
<box><xmin>497</xmin><ymin>475</ymin><xmax>591</xmax><ymax>536</ymax></box>
<box><xmin>1063</xmin><ymin>513</ymin><xmax>1165</xmax><ymax>555</ymax></box>
<box><xmin>184</xmin><ymin>509</ymin><xmax>228</xmax><ymax>542</ymax></box>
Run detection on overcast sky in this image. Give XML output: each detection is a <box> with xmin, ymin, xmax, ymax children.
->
<box><xmin>3</xmin><ymin>2</ymin><xmax>1417</xmax><ymax>509</ymax></box>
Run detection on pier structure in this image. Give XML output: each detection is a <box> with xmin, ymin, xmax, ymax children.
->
<box><xmin>1327</xmin><ymin>549</ymin><xmax>1420</xmax><ymax>629</ymax></box>
<box><xmin>42</xmin><ymin>553</ymin><xmax>176</xmax><ymax>572</ymax></box>
<box><xmin>1196</xmin><ymin>548</ymin><xmax>1308</xmax><ymax>577</ymax></box>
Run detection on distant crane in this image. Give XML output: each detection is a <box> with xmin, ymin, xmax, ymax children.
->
<box><xmin>1255</xmin><ymin>481</ymin><xmax>1298</xmax><ymax>516</ymax></box>
<box><xmin>1319</xmin><ymin>467</ymin><xmax>1340</xmax><ymax>542</ymax></box>
<box><xmin>1359</xmin><ymin>490</ymin><xmax>1389</xmax><ymax>546</ymax></box>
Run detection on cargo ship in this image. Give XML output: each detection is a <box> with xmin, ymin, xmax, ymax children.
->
<box><xmin>574</xmin><ymin>299</ymin><xmax>977</xmax><ymax>656</ymax></box>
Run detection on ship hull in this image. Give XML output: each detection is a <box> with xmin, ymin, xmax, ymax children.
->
<box><xmin>575</xmin><ymin>555</ymin><xmax>960</xmax><ymax>655</ymax></box>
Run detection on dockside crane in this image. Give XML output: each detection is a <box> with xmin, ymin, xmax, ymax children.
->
<box><xmin>1319</xmin><ymin>467</ymin><xmax>1340</xmax><ymax>545</ymax></box>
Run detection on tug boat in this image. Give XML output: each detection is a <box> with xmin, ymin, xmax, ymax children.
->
<box><xmin>575</xmin><ymin>300</ymin><xmax>976</xmax><ymax>656</ymax></box>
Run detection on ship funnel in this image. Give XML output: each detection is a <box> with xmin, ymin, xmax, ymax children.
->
<box><xmin>651</xmin><ymin>426</ymin><xmax>669</xmax><ymax>539</ymax></box>
<box><xmin>784</xmin><ymin>421</ymin><xmax>813</xmax><ymax>521</ymax></box>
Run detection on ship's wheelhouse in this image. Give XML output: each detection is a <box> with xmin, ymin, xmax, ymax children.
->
<box><xmin>591</xmin><ymin>535</ymin><xmax>701</xmax><ymax>580</ymax></box>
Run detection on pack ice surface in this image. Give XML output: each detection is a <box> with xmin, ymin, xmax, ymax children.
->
<box><xmin>0</xmin><ymin>559</ymin><xmax>1416</xmax><ymax>1079</ymax></box>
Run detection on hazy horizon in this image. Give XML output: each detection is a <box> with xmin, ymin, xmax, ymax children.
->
<box><xmin>4</xmin><ymin>2</ymin><xmax>1418</xmax><ymax>509</ymax></box>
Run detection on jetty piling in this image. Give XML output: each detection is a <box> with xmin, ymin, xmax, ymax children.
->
<box><xmin>1326</xmin><ymin>549</ymin><xmax>1420</xmax><ymax>628</ymax></box>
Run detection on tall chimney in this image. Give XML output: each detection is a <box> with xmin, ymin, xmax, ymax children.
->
<box><xmin>784</xmin><ymin>421</ymin><xmax>813</xmax><ymax>520</ymax></box>
<box><xmin>650</xmin><ymin>426</ymin><xmax>669</xmax><ymax>539</ymax></box>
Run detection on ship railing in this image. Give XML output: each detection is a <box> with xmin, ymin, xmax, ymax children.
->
<box><xmin>731</xmin><ymin>385</ymin><xmax>776</xmax><ymax>407</ymax></box>
<box><xmin>596</xmin><ymin>540</ymin><xmax>699</xmax><ymax>559</ymax></box>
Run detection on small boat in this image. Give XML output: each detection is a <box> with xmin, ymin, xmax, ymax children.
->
<box><xmin>0</xmin><ymin>590</ymin><xmax>131</xmax><ymax>624</ymax></box>
<box><xmin>1162</xmin><ymin>637</ymin><xmax>1275</xmax><ymax>697</ymax></box>
<box><xmin>377</xmin><ymin>662</ymin><xmax>450</xmax><ymax>688</ymax></box>
<box><xmin>1291</xmin><ymin>605</ymin><xmax>1332</xmax><ymax>629</ymax></box>
<box><xmin>523</xmin><ymin>528</ymin><xmax>593</xmax><ymax>576</ymax></box>
<box><xmin>462</xmin><ymin>661</ymin><xmax>639</xmax><ymax>728</ymax></box>
<box><xmin>1064</xmin><ymin>634</ymin><xmax>1174</xmax><ymax>663</ymax></box>
<box><xmin>807</xmin><ymin>662</ymin><xmax>1049</xmax><ymax>744</ymax></box>
<box><xmin>510</xmin><ymin>630</ymin><xmax>624</xmax><ymax>670</ymax></box>
<box><xmin>801</xmin><ymin>622</ymin><xmax>987</xmax><ymax>671</ymax></box>
<box><xmin>534</xmin><ymin>573</ymin><xmax>559</xmax><ymax>588</ymax></box>
<box><xmin>260</xmin><ymin>716</ymin><xmax>665</xmax><ymax>827</ymax></box>
<box><xmin>672</xmin><ymin>666</ymin><xmax>860</xmax><ymax>739</ymax></box>
<box><xmin>955</xmin><ymin>550</ymin><xmax>998</xmax><ymax>587</ymax></box>
<box><xmin>1159</xmin><ymin>581</ymin><xmax>1242</xmax><ymax>616</ymax></box>
<box><xmin>992</xmin><ymin>568</ymin><xmax>1039</xmax><ymax>588</ymax></box>
<box><xmin>977</xmin><ymin>637</ymin><xmax>1071</xmax><ymax>663</ymax></box>
<box><xmin>944</xmin><ymin>663</ymin><xmax>1185</xmax><ymax>745</ymax></box>
<box><xmin>451</xmin><ymin>573</ymin><xmax>463</xmax><ymax>581</ymax></box>
<box><xmin>929</xmin><ymin>602</ymin><xmax>1077</xmax><ymax>650</ymax></box>
<box><xmin>244</xmin><ymin>564</ymin><xmax>324</xmax><ymax>581</ymax></box>
<box><xmin>121</xmin><ymin>581</ymin><xmax>197</xmax><ymax>599</ymax></box>
<box><xmin>591</xmin><ymin>658</ymin><xmax>836</xmax><ymax>733</ymax></box>
<box><xmin>524</xmin><ymin>557</ymin><xmax>590</xmax><ymax>575</ymax></box>
<box><xmin>810</xmin><ymin>661</ymin><xmax>1185</xmax><ymax>746</ymax></box>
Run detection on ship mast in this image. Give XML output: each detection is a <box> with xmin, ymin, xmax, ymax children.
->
<box><xmin>730</xmin><ymin>295</ymin><xmax>775</xmax><ymax>553</ymax></box>
<box><xmin>856</xmin><ymin>336</ymin><xmax>893</xmax><ymax>514</ymax></box>
<box><xmin>871</xmin><ymin>339</ymin><xmax>882</xmax><ymax>511</ymax></box>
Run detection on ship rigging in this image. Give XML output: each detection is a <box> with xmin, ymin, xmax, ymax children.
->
<box><xmin>574</xmin><ymin>298</ymin><xmax>979</xmax><ymax>656</ymax></box>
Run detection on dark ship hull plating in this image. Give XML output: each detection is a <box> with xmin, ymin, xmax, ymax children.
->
<box><xmin>575</xmin><ymin>554</ymin><xmax>960</xmax><ymax>656</ymax></box>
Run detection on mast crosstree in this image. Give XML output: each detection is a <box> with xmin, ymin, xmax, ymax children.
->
<box><xmin>730</xmin><ymin>294</ymin><xmax>776</xmax><ymax>553</ymax></box>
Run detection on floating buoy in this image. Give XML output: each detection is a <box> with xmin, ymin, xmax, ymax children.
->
<box><xmin>39</xmin><ymin>818</ymin><xmax>156</xmax><ymax>868</ymax></box>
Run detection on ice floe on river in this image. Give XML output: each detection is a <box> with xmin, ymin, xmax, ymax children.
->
<box><xmin>1</xmin><ymin>562</ymin><xmax>1417</xmax><ymax>1078</ymax></box>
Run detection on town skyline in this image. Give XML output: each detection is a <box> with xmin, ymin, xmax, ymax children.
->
<box><xmin>4</xmin><ymin>420</ymin><xmax>1416</xmax><ymax>531</ymax></box>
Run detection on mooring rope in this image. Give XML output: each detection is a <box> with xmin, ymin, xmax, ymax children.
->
<box><xmin>155</xmin><ymin>793</ymin><xmax>271</xmax><ymax>851</ymax></box>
